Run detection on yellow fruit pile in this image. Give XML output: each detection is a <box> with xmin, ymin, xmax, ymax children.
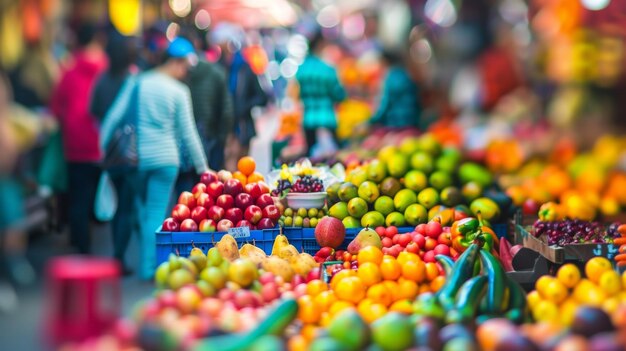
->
<box><xmin>297</xmin><ymin>247</ymin><xmax>445</xmax><ymax>327</ymax></box>
<box><xmin>528</xmin><ymin>257</ymin><xmax>626</xmax><ymax>325</ymax></box>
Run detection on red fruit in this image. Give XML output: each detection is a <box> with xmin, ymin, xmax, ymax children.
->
<box><xmin>415</xmin><ymin>223</ymin><xmax>427</xmax><ymax>235</ymax></box>
<box><xmin>245</xmin><ymin>183</ymin><xmax>265</xmax><ymax>200</ymax></box>
<box><xmin>433</xmin><ymin>244</ymin><xmax>451</xmax><ymax>256</ymax></box>
<box><xmin>291</xmin><ymin>274</ymin><xmax>306</xmax><ymax>287</ymax></box>
<box><xmin>158</xmin><ymin>290</ymin><xmax>177</xmax><ymax>308</ymax></box>
<box><xmin>257</xmin><ymin>181</ymin><xmax>270</xmax><ymax>195</ymax></box>
<box><xmin>235</xmin><ymin>193</ymin><xmax>253</xmax><ymax>210</ymax></box>
<box><xmin>342</xmin><ymin>251</ymin><xmax>351</xmax><ymax>262</ymax></box>
<box><xmin>191</xmin><ymin>206</ymin><xmax>208</xmax><ymax>223</ymax></box>
<box><xmin>255</xmin><ymin>194</ymin><xmax>274</xmax><ymax>209</ymax></box>
<box><xmin>180</xmin><ymin>218</ymin><xmax>198</xmax><ymax>232</ymax></box>
<box><xmin>192</xmin><ymin>183</ymin><xmax>207</xmax><ymax>196</ymax></box>
<box><xmin>257</xmin><ymin>218</ymin><xmax>275</xmax><ymax>230</ymax></box>
<box><xmin>412</xmin><ymin>233</ymin><xmax>426</xmax><ymax>248</ymax></box>
<box><xmin>259</xmin><ymin>271</ymin><xmax>275</xmax><ymax>285</ymax></box>
<box><xmin>236</xmin><ymin>220</ymin><xmax>252</xmax><ymax>228</ymax></box>
<box><xmin>217</xmin><ymin>219</ymin><xmax>234</xmax><ymax>232</ymax></box>
<box><xmin>224</xmin><ymin>208</ymin><xmax>243</xmax><ymax>224</ymax></box>
<box><xmin>382</xmin><ymin>237</ymin><xmax>393</xmax><ymax>248</ymax></box>
<box><xmin>207</xmin><ymin>206</ymin><xmax>225</xmax><ymax>221</ymax></box>
<box><xmin>217</xmin><ymin>288</ymin><xmax>235</xmax><ymax>301</ymax></box>
<box><xmin>334</xmin><ymin>250</ymin><xmax>345</xmax><ymax>260</ymax></box>
<box><xmin>196</xmin><ymin>193</ymin><xmax>214</xmax><ymax>208</ymax></box>
<box><xmin>314</xmin><ymin>217</ymin><xmax>346</xmax><ymax>249</ymax></box>
<box><xmin>385</xmin><ymin>226</ymin><xmax>399</xmax><ymax>238</ymax></box>
<box><xmin>397</xmin><ymin>234</ymin><xmax>412</xmax><ymax>247</ymax></box>
<box><xmin>406</xmin><ymin>242</ymin><xmax>420</xmax><ymax>254</ymax></box>
<box><xmin>171</xmin><ymin>204</ymin><xmax>191</xmax><ymax>222</ymax></box>
<box><xmin>315</xmin><ymin>247</ymin><xmax>335</xmax><ymax>259</ymax></box>
<box><xmin>375</xmin><ymin>227</ymin><xmax>386</xmax><ymax>237</ymax></box>
<box><xmin>392</xmin><ymin>235</ymin><xmax>400</xmax><ymax>245</ymax></box>
<box><xmin>200</xmin><ymin>171</ymin><xmax>218</xmax><ymax>185</ymax></box>
<box><xmin>390</xmin><ymin>245</ymin><xmax>402</xmax><ymax>257</ymax></box>
<box><xmin>382</xmin><ymin>247</ymin><xmax>390</xmax><ymax>255</ymax></box>
<box><xmin>198</xmin><ymin>219</ymin><xmax>217</xmax><ymax>232</ymax></box>
<box><xmin>454</xmin><ymin>210</ymin><xmax>468</xmax><ymax>221</ymax></box>
<box><xmin>178</xmin><ymin>191</ymin><xmax>197</xmax><ymax>209</ymax></box>
<box><xmin>425</xmin><ymin>221</ymin><xmax>443</xmax><ymax>239</ymax></box>
<box><xmin>261</xmin><ymin>282</ymin><xmax>280</xmax><ymax>302</ymax></box>
<box><xmin>216</xmin><ymin>194</ymin><xmax>235</xmax><ymax>210</ymax></box>
<box><xmin>306</xmin><ymin>267</ymin><xmax>321</xmax><ymax>282</ymax></box>
<box><xmin>438</xmin><ymin>232</ymin><xmax>452</xmax><ymax>246</ymax></box>
<box><xmin>224</xmin><ymin>179</ymin><xmax>244</xmax><ymax>196</ymax></box>
<box><xmin>207</xmin><ymin>181</ymin><xmax>224</xmax><ymax>198</ymax></box>
<box><xmin>262</xmin><ymin>205</ymin><xmax>281</xmax><ymax>221</ymax></box>
<box><xmin>424</xmin><ymin>237</ymin><xmax>437</xmax><ymax>251</ymax></box>
<box><xmin>423</xmin><ymin>250</ymin><xmax>436</xmax><ymax>263</ymax></box>
<box><xmin>162</xmin><ymin>217</ymin><xmax>180</xmax><ymax>232</ymax></box>
<box><xmin>522</xmin><ymin>199</ymin><xmax>539</xmax><ymax>215</ymax></box>
<box><xmin>234</xmin><ymin>290</ymin><xmax>254</xmax><ymax>309</ymax></box>
<box><xmin>244</xmin><ymin>205</ymin><xmax>263</xmax><ymax>224</ymax></box>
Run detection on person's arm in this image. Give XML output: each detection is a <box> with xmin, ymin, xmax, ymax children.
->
<box><xmin>89</xmin><ymin>76</ymin><xmax>105</xmax><ymax>121</ymax></box>
<box><xmin>176</xmin><ymin>87</ymin><xmax>209</xmax><ymax>173</ymax></box>
<box><xmin>370</xmin><ymin>73</ymin><xmax>391</xmax><ymax>125</ymax></box>
<box><xmin>329</xmin><ymin>69</ymin><xmax>346</xmax><ymax>103</ymax></box>
<box><xmin>99</xmin><ymin>78</ymin><xmax>134</xmax><ymax>151</ymax></box>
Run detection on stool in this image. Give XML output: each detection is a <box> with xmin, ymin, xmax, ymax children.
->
<box><xmin>45</xmin><ymin>256</ymin><xmax>120</xmax><ymax>346</ymax></box>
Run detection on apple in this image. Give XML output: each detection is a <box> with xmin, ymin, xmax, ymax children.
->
<box><xmin>196</xmin><ymin>193</ymin><xmax>214</xmax><ymax>208</ymax></box>
<box><xmin>375</xmin><ymin>227</ymin><xmax>386</xmax><ymax>237</ymax></box>
<box><xmin>389</xmin><ymin>244</ymin><xmax>402</xmax><ymax>257</ymax></box>
<box><xmin>216</xmin><ymin>194</ymin><xmax>235</xmax><ymax>210</ymax></box>
<box><xmin>200</xmin><ymin>171</ymin><xmax>218</xmax><ymax>185</ymax></box>
<box><xmin>259</xmin><ymin>271</ymin><xmax>275</xmax><ymax>285</ymax></box>
<box><xmin>236</xmin><ymin>220</ymin><xmax>253</xmax><ymax>228</ymax></box>
<box><xmin>406</xmin><ymin>242</ymin><xmax>420</xmax><ymax>254</ymax></box>
<box><xmin>191</xmin><ymin>206</ymin><xmax>208</xmax><ymax>223</ymax></box>
<box><xmin>454</xmin><ymin>210</ymin><xmax>469</xmax><ymax>221</ymax></box>
<box><xmin>434</xmin><ymin>244</ymin><xmax>451</xmax><ymax>256</ymax></box>
<box><xmin>171</xmin><ymin>204</ymin><xmax>191</xmax><ymax>222</ymax></box>
<box><xmin>381</xmin><ymin>237</ymin><xmax>393</xmax><ymax>248</ymax></box>
<box><xmin>178</xmin><ymin>191</ymin><xmax>197</xmax><ymax>209</ymax></box>
<box><xmin>235</xmin><ymin>193</ymin><xmax>253</xmax><ymax>210</ymax></box>
<box><xmin>217</xmin><ymin>170</ymin><xmax>232</xmax><ymax>182</ymax></box>
<box><xmin>180</xmin><ymin>218</ymin><xmax>198</xmax><ymax>232</ymax></box>
<box><xmin>162</xmin><ymin>217</ymin><xmax>180</xmax><ymax>232</ymax></box>
<box><xmin>217</xmin><ymin>219</ymin><xmax>234</xmax><ymax>232</ymax></box>
<box><xmin>198</xmin><ymin>219</ymin><xmax>217</xmax><ymax>232</ymax></box>
<box><xmin>207</xmin><ymin>206</ymin><xmax>225</xmax><ymax>221</ymax></box>
<box><xmin>385</xmin><ymin>226</ymin><xmax>399</xmax><ymax>238</ymax></box>
<box><xmin>245</xmin><ymin>183</ymin><xmax>264</xmax><ymax>200</ymax></box>
<box><xmin>207</xmin><ymin>181</ymin><xmax>224</xmax><ymax>198</ymax></box>
<box><xmin>392</xmin><ymin>235</ymin><xmax>399</xmax><ymax>245</ymax></box>
<box><xmin>260</xmin><ymin>282</ymin><xmax>280</xmax><ymax>302</ymax></box>
<box><xmin>306</xmin><ymin>267</ymin><xmax>321</xmax><ymax>282</ymax></box>
<box><xmin>177</xmin><ymin>286</ymin><xmax>202</xmax><ymax>314</ymax></box>
<box><xmin>397</xmin><ymin>233</ymin><xmax>412</xmax><ymax>247</ymax></box>
<box><xmin>217</xmin><ymin>288</ymin><xmax>235</xmax><ymax>301</ymax></box>
<box><xmin>412</xmin><ymin>233</ymin><xmax>426</xmax><ymax>248</ymax></box>
<box><xmin>234</xmin><ymin>290</ymin><xmax>254</xmax><ymax>309</ymax></box>
<box><xmin>262</xmin><ymin>205</ymin><xmax>281</xmax><ymax>221</ymax></box>
<box><xmin>438</xmin><ymin>232</ymin><xmax>452</xmax><ymax>246</ymax></box>
<box><xmin>425</xmin><ymin>221</ymin><xmax>443</xmax><ymax>239</ymax></box>
<box><xmin>424</xmin><ymin>237</ymin><xmax>437</xmax><ymax>251</ymax></box>
<box><xmin>291</xmin><ymin>274</ymin><xmax>306</xmax><ymax>287</ymax></box>
<box><xmin>522</xmin><ymin>199</ymin><xmax>539</xmax><ymax>215</ymax></box>
<box><xmin>423</xmin><ymin>250</ymin><xmax>436</xmax><ymax>263</ymax></box>
<box><xmin>192</xmin><ymin>183</ymin><xmax>207</xmax><ymax>196</ymax></box>
<box><xmin>256</xmin><ymin>181</ymin><xmax>270</xmax><ymax>195</ymax></box>
<box><xmin>255</xmin><ymin>194</ymin><xmax>274</xmax><ymax>209</ymax></box>
<box><xmin>244</xmin><ymin>205</ymin><xmax>263</xmax><ymax>224</ymax></box>
<box><xmin>415</xmin><ymin>223</ymin><xmax>427</xmax><ymax>235</ymax></box>
<box><xmin>224</xmin><ymin>179</ymin><xmax>244</xmax><ymax>196</ymax></box>
<box><xmin>198</xmin><ymin>298</ymin><xmax>223</xmax><ymax>318</ymax></box>
<box><xmin>158</xmin><ymin>289</ymin><xmax>178</xmax><ymax>308</ymax></box>
<box><xmin>257</xmin><ymin>218</ymin><xmax>275</xmax><ymax>230</ymax></box>
<box><xmin>225</xmin><ymin>207</ymin><xmax>243</xmax><ymax>224</ymax></box>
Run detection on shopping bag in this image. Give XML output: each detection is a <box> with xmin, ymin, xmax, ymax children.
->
<box><xmin>94</xmin><ymin>172</ymin><xmax>117</xmax><ymax>222</ymax></box>
<box><xmin>37</xmin><ymin>130</ymin><xmax>68</xmax><ymax>193</ymax></box>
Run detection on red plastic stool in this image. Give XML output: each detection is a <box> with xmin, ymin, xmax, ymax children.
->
<box><xmin>45</xmin><ymin>256</ymin><xmax>121</xmax><ymax>347</ymax></box>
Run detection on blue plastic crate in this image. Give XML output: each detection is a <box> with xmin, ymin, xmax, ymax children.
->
<box><xmin>155</xmin><ymin>228</ymin><xmax>277</xmax><ymax>265</ymax></box>
<box><xmin>492</xmin><ymin>223</ymin><xmax>509</xmax><ymax>239</ymax></box>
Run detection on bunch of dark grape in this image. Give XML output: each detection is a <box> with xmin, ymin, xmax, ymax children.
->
<box><xmin>533</xmin><ymin>219</ymin><xmax>611</xmax><ymax>246</ymax></box>
<box><xmin>271</xmin><ymin>179</ymin><xmax>292</xmax><ymax>196</ymax></box>
<box><xmin>292</xmin><ymin>175</ymin><xmax>324</xmax><ymax>193</ymax></box>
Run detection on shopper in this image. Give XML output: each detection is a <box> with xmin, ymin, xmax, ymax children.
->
<box><xmin>50</xmin><ymin>23</ymin><xmax>107</xmax><ymax>254</ymax></box>
<box><xmin>296</xmin><ymin>32</ymin><xmax>346</xmax><ymax>156</ymax></box>
<box><xmin>370</xmin><ymin>50</ymin><xmax>421</xmax><ymax>129</ymax></box>
<box><xmin>101</xmin><ymin>37</ymin><xmax>208</xmax><ymax>280</ymax></box>
<box><xmin>90</xmin><ymin>30</ymin><xmax>138</xmax><ymax>275</ymax></box>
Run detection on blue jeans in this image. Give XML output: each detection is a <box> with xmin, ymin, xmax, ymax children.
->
<box><xmin>136</xmin><ymin>166</ymin><xmax>178</xmax><ymax>279</ymax></box>
<box><xmin>108</xmin><ymin>168</ymin><xmax>138</xmax><ymax>267</ymax></box>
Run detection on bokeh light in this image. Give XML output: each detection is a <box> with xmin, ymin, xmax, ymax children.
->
<box><xmin>194</xmin><ymin>9</ymin><xmax>211</xmax><ymax>30</ymax></box>
<box><xmin>169</xmin><ymin>0</ymin><xmax>191</xmax><ymax>18</ymax></box>
<box><xmin>317</xmin><ymin>5</ymin><xmax>341</xmax><ymax>28</ymax></box>
<box><xmin>425</xmin><ymin>0</ymin><xmax>457</xmax><ymax>28</ymax></box>
<box><xmin>279</xmin><ymin>58</ymin><xmax>299</xmax><ymax>78</ymax></box>
<box><xmin>411</xmin><ymin>38</ymin><xmax>433</xmax><ymax>63</ymax></box>
<box><xmin>581</xmin><ymin>0</ymin><xmax>611</xmax><ymax>11</ymax></box>
<box><xmin>165</xmin><ymin>22</ymin><xmax>180</xmax><ymax>42</ymax></box>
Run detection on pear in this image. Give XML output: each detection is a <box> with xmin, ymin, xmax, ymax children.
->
<box><xmin>154</xmin><ymin>262</ymin><xmax>170</xmax><ymax>288</ymax></box>
<box><xmin>207</xmin><ymin>247</ymin><xmax>224</xmax><ymax>267</ymax></box>
<box><xmin>168</xmin><ymin>253</ymin><xmax>181</xmax><ymax>270</ymax></box>
<box><xmin>278</xmin><ymin>245</ymin><xmax>299</xmax><ymax>261</ymax></box>
<box><xmin>239</xmin><ymin>244</ymin><xmax>267</xmax><ymax>265</ymax></box>
<box><xmin>347</xmin><ymin>227</ymin><xmax>382</xmax><ymax>254</ymax></box>
<box><xmin>290</xmin><ymin>253</ymin><xmax>318</xmax><ymax>276</ymax></box>
<box><xmin>178</xmin><ymin>257</ymin><xmax>198</xmax><ymax>276</ymax></box>
<box><xmin>262</xmin><ymin>256</ymin><xmax>294</xmax><ymax>282</ymax></box>
<box><xmin>216</xmin><ymin>234</ymin><xmax>239</xmax><ymax>261</ymax></box>
<box><xmin>190</xmin><ymin>254</ymin><xmax>207</xmax><ymax>271</ymax></box>
<box><xmin>271</xmin><ymin>234</ymin><xmax>290</xmax><ymax>256</ymax></box>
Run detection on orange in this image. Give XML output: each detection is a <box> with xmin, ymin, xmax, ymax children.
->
<box><xmin>556</xmin><ymin>264</ymin><xmax>581</xmax><ymax>289</ymax></box>
<box><xmin>366</xmin><ymin>283</ymin><xmax>393</xmax><ymax>307</ymax></box>
<box><xmin>430</xmin><ymin>275</ymin><xmax>446</xmax><ymax>292</ymax></box>
<box><xmin>335</xmin><ymin>276</ymin><xmax>366</xmax><ymax>304</ymax></box>
<box><xmin>526</xmin><ymin>290</ymin><xmax>542</xmax><ymax>309</ymax></box>
<box><xmin>357</xmin><ymin>246</ymin><xmax>384</xmax><ymax>265</ymax></box>
<box><xmin>300</xmin><ymin>324</ymin><xmax>320</xmax><ymax>341</ymax></box>
<box><xmin>424</xmin><ymin>262</ymin><xmax>439</xmax><ymax>282</ymax></box>
<box><xmin>419</xmin><ymin>284</ymin><xmax>431</xmax><ymax>294</ymax></box>
<box><xmin>357</xmin><ymin>298</ymin><xmax>374</xmax><ymax>316</ymax></box>
<box><xmin>573</xmin><ymin>279</ymin><xmax>606</xmax><ymax>307</ymax></box>
<box><xmin>330</xmin><ymin>269</ymin><xmax>356</xmax><ymax>290</ymax></box>
<box><xmin>287</xmin><ymin>335</ymin><xmax>309</xmax><ymax>351</ymax></box>
<box><xmin>382</xmin><ymin>280</ymin><xmax>401</xmax><ymax>302</ymax></box>
<box><xmin>602</xmin><ymin>297</ymin><xmax>621</xmax><ymax>315</ymax></box>
<box><xmin>401</xmin><ymin>260</ymin><xmax>426</xmax><ymax>283</ymax></box>
<box><xmin>247</xmin><ymin>171</ymin><xmax>265</xmax><ymax>184</ymax></box>
<box><xmin>559</xmin><ymin>298</ymin><xmax>579</xmax><ymax>326</ymax></box>
<box><xmin>319</xmin><ymin>312</ymin><xmax>333</xmax><ymax>327</ymax></box>
<box><xmin>314</xmin><ymin>291</ymin><xmax>337</xmax><ymax>312</ymax></box>
<box><xmin>237</xmin><ymin>156</ymin><xmax>256</xmax><ymax>176</ymax></box>
<box><xmin>538</xmin><ymin>279</ymin><xmax>568</xmax><ymax>304</ymax></box>
<box><xmin>397</xmin><ymin>252</ymin><xmax>420</xmax><ymax>265</ymax></box>
<box><xmin>232</xmin><ymin>171</ymin><xmax>248</xmax><ymax>185</ymax></box>
<box><xmin>380</xmin><ymin>257</ymin><xmax>402</xmax><ymax>281</ymax></box>
<box><xmin>362</xmin><ymin>303</ymin><xmax>387</xmax><ymax>323</ymax></box>
<box><xmin>532</xmin><ymin>300</ymin><xmax>559</xmax><ymax>323</ymax></box>
<box><xmin>535</xmin><ymin>275</ymin><xmax>555</xmax><ymax>293</ymax></box>
<box><xmin>389</xmin><ymin>300</ymin><xmax>413</xmax><ymax>314</ymax></box>
<box><xmin>396</xmin><ymin>279</ymin><xmax>419</xmax><ymax>300</ymax></box>
<box><xmin>598</xmin><ymin>270</ymin><xmax>621</xmax><ymax>296</ymax></box>
<box><xmin>586</xmin><ymin>257</ymin><xmax>613</xmax><ymax>284</ymax></box>
<box><xmin>329</xmin><ymin>301</ymin><xmax>355</xmax><ymax>316</ymax></box>
<box><xmin>357</xmin><ymin>262</ymin><xmax>383</xmax><ymax>286</ymax></box>
<box><xmin>306</xmin><ymin>279</ymin><xmax>328</xmax><ymax>297</ymax></box>
<box><xmin>622</xmin><ymin>270</ymin><xmax>626</xmax><ymax>289</ymax></box>
<box><xmin>298</xmin><ymin>296</ymin><xmax>321</xmax><ymax>324</ymax></box>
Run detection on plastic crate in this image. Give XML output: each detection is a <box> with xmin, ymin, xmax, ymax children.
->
<box><xmin>156</xmin><ymin>228</ymin><xmax>277</xmax><ymax>265</ymax></box>
<box><xmin>492</xmin><ymin>223</ymin><xmax>508</xmax><ymax>239</ymax></box>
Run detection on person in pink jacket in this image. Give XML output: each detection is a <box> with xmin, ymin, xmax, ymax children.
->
<box><xmin>50</xmin><ymin>23</ymin><xmax>107</xmax><ymax>254</ymax></box>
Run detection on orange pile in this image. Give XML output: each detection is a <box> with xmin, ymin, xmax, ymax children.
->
<box><xmin>233</xmin><ymin>156</ymin><xmax>264</xmax><ymax>185</ymax></box>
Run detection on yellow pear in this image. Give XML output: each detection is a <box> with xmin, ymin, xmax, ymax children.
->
<box><xmin>215</xmin><ymin>234</ymin><xmax>239</xmax><ymax>261</ymax></box>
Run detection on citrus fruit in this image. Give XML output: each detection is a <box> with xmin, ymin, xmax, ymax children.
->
<box><xmin>397</xmin><ymin>251</ymin><xmax>420</xmax><ymax>266</ymax></box>
<box><xmin>389</xmin><ymin>300</ymin><xmax>413</xmax><ymax>314</ymax></box>
<box><xmin>429</xmin><ymin>275</ymin><xmax>446</xmax><ymax>292</ymax></box>
<box><xmin>557</xmin><ymin>264</ymin><xmax>581</xmax><ymax>289</ymax></box>
<box><xmin>602</xmin><ymin>297</ymin><xmax>621</xmax><ymax>315</ymax></box>
<box><xmin>237</xmin><ymin>156</ymin><xmax>256</xmax><ymax>176</ymax></box>
<box><xmin>535</xmin><ymin>275</ymin><xmax>556</xmax><ymax>294</ymax></box>
<box><xmin>585</xmin><ymin>257</ymin><xmax>613</xmax><ymax>284</ymax></box>
<box><xmin>247</xmin><ymin>171</ymin><xmax>264</xmax><ymax>183</ymax></box>
<box><xmin>357</xmin><ymin>298</ymin><xmax>374</xmax><ymax>316</ymax></box>
<box><xmin>539</xmin><ymin>280</ymin><xmax>568</xmax><ymax>304</ymax></box>
<box><xmin>314</xmin><ymin>291</ymin><xmax>337</xmax><ymax>312</ymax></box>
<box><xmin>573</xmin><ymin>279</ymin><xmax>606</xmax><ymax>306</ymax></box>
<box><xmin>418</xmin><ymin>284</ymin><xmax>431</xmax><ymax>294</ymax></box>
<box><xmin>357</xmin><ymin>246</ymin><xmax>384</xmax><ymax>265</ymax></box>
<box><xmin>622</xmin><ymin>270</ymin><xmax>626</xmax><ymax>289</ymax></box>
<box><xmin>382</xmin><ymin>280</ymin><xmax>401</xmax><ymax>302</ymax></box>
<box><xmin>232</xmin><ymin>171</ymin><xmax>248</xmax><ymax>185</ymax></box>
<box><xmin>357</xmin><ymin>262</ymin><xmax>383</xmax><ymax>287</ymax></box>
<box><xmin>397</xmin><ymin>279</ymin><xmax>419</xmax><ymax>300</ymax></box>
<box><xmin>424</xmin><ymin>262</ymin><xmax>439</xmax><ymax>281</ymax></box>
<box><xmin>598</xmin><ymin>270</ymin><xmax>621</xmax><ymax>296</ymax></box>
<box><xmin>329</xmin><ymin>301</ymin><xmax>355</xmax><ymax>316</ymax></box>
<box><xmin>363</xmin><ymin>303</ymin><xmax>388</xmax><ymax>323</ymax></box>
<box><xmin>559</xmin><ymin>298</ymin><xmax>579</xmax><ymax>326</ymax></box>
<box><xmin>335</xmin><ymin>276</ymin><xmax>366</xmax><ymax>304</ymax></box>
<box><xmin>306</xmin><ymin>279</ymin><xmax>328</xmax><ymax>297</ymax></box>
<box><xmin>401</xmin><ymin>259</ymin><xmax>426</xmax><ymax>283</ymax></box>
<box><xmin>298</xmin><ymin>296</ymin><xmax>321</xmax><ymax>324</ymax></box>
<box><xmin>330</xmin><ymin>269</ymin><xmax>356</xmax><ymax>290</ymax></box>
<box><xmin>380</xmin><ymin>257</ymin><xmax>402</xmax><ymax>281</ymax></box>
<box><xmin>288</xmin><ymin>335</ymin><xmax>309</xmax><ymax>351</ymax></box>
<box><xmin>526</xmin><ymin>290</ymin><xmax>542</xmax><ymax>309</ymax></box>
<box><xmin>532</xmin><ymin>300</ymin><xmax>559</xmax><ymax>322</ymax></box>
<box><xmin>367</xmin><ymin>283</ymin><xmax>393</xmax><ymax>307</ymax></box>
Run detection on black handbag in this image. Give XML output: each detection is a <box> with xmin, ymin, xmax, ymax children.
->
<box><xmin>103</xmin><ymin>80</ymin><xmax>140</xmax><ymax>169</ymax></box>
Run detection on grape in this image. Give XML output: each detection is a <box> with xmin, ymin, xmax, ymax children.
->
<box><xmin>533</xmin><ymin>219</ymin><xmax>620</xmax><ymax>246</ymax></box>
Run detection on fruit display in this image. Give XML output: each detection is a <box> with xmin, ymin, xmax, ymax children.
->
<box><xmin>291</xmin><ymin>175</ymin><xmax>324</xmax><ymax>193</ymax></box>
<box><xmin>278</xmin><ymin>207</ymin><xmax>325</xmax><ymax>228</ymax></box>
<box><xmin>533</xmin><ymin>219</ymin><xmax>623</xmax><ymax>245</ymax></box>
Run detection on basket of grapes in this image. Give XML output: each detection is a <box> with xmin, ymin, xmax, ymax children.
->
<box><xmin>285</xmin><ymin>175</ymin><xmax>327</xmax><ymax>209</ymax></box>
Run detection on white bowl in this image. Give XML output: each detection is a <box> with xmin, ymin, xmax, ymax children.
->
<box><xmin>286</xmin><ymin>192</ymin><xmax>327</xmax><ymax>209</ymax></box>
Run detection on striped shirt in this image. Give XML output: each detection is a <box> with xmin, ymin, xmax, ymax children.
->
<box><xmin>100</xmin><ymin>71</ymin><xmax>208</xmax><ymax>173</ymax></box>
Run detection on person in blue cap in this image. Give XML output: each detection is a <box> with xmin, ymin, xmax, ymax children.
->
<box><xmin>100</xmin><ymin>37</ymin><xmax>208</xmax><ymax>280</ymax></box>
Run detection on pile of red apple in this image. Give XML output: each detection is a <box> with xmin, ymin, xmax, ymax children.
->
<box><xmin>162</xmin><ymin>171</ymin><xmax>282</xmax><ymax>233</ymax></box>
<box><xmin>375</xmin><ymin>223</ymin><xmax>459</xmax><ymax>262</ymax></box>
